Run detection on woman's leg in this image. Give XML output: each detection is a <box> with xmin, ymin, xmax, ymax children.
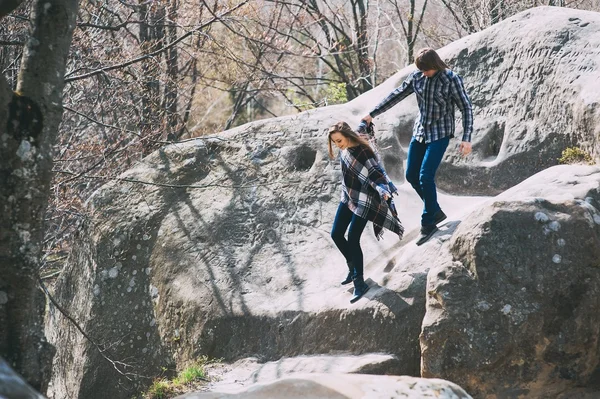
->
<box><xmin>419</xmin><ymin>136</ymin><xmax>450</xmax><ymax>226</ymax></box>
<box><xmin>405</xmin><ymin>137</ymin><xmax>427</xmax><ymax>200</ymax></box>
<box><xmin>330</xmin><ymin>202</ymin><xmax>353</xmax><ymax>261</ymax></box>
<box><xmin>346</xmin><ymin>213</ymin><xmax>368</xmax><ymax>278</ymax></box>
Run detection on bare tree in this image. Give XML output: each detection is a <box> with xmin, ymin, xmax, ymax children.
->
<box><xmin>39</xmin><ymin>1</ymin><xmax>248</xmax><ymax>282</ymax></box>
<box><xmin>0</xmin><ymin>0</ymin><xmax>79</xmax><ymax>392</ymax></box>
<box><xmin>383</xmin><ymin>0</ymin><xmax>429</xmax><ymax>64</ymax></box>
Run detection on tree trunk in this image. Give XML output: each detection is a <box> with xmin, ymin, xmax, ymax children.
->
<box><xmin>489</xmin><ymin>0</ymin><xmax>503</xmax><ymax>25</ymax></box>
<box><xmin>352</xmin><ymin>0</ymin><xmax>372</xmax><ymax>93</ymax></box>
<box><xmin>164</xmin><ymin>0</ymin><xmax>179</xmax><ymax>135</ymax></box>
<box><xmin>0</xmin><ymin>0</ymin><xmax>79</xmax><ymax>392</ymax></box>
<box><xmin>138</xmin><ymin>2</ymin><xmax>165</xmax><ymax>142</ymax></box>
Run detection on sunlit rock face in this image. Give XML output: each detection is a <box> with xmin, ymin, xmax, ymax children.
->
<box><xmin>45</xmin><ymin>115</ymin><xmax>430</xmax><ymax>399</ymax></box>
<box><xmin>421</xmin><ymin>165</ymin><xmax>600</xmax><ymax>398</ymax></box>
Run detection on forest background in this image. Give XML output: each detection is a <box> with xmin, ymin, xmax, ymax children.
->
<box><xmin>1</xmin><ymin>0</ymin><xmax>597</xmax><ymax>297</ymax></box>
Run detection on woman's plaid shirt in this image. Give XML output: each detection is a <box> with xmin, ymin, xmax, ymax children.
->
<box><xmin>340</xmin><ymin>145</ymin><xmax>404</xmax><ymax>241</ymax></box>
<box><xmin>369</xmin><ymin>69</ymin><xmax>473</xmax><ymax>144</ymax></box>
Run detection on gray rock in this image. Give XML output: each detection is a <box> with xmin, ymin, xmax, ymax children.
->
<box><xmin>420</xmin><ymin>165</ymin><xmax>600</xmax><ymax>398</ymax></box>
<box><xmin>0</xmin><ymin>357</ymin><xmax>45</xmax><ymax>399</ymax></box>
<box><xmin>201</xmin><ymin>354</ymin><xmax>405</xmax><ymax>393</ymax></box>
<box><xmin>45</xmin><ymin>127</ymin><xmax>428</xmax><ymax>399</ymax></box>
<box><xmin>175</xmin><ymin>373</ymin><xmax>473</xmax><ymax>399</ymax></box>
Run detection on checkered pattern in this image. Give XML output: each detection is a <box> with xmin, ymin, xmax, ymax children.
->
<box><xmin>340</xmin><ymin>145</ymin><xmax>404</xmax><ymax>240</ymax></box>
<box><xmin>356</xmin><ymin>120</ymin><xmax>398</xmax><ymax>194</ymax></box>
<box><xmin>369</xmin><ymin>69</ymin><xmax>473</xmax><ymax>143</ymax></box>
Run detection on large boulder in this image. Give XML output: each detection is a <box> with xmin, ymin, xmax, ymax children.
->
<box><xmin>175</xmin><ymin>374</ymin><xmax>473</xmax><ymax>399</ymax></box>
<box><xmin>420</xmin><ymin>165</ymin><xmax>600</xmax><ymax>398</ymax></box>
<box><xmin>45</xmin><ymin>116</ymin><xmax>436</xmax><ymax>399</ymax></box>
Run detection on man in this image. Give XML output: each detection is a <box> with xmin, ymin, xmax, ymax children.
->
<box><xmin>362</xmin><ymin>47</ymin><xmax>473</xmax><ymax>246</ymax></box>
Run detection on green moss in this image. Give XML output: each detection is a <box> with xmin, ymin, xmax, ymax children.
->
<box><xmin>558</xmin><ymin>147</ymin><xmax>594</xmax><ymax>165</ymax></box>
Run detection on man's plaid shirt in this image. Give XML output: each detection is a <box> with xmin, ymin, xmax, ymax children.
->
<box><xmin>340</xmin><ymin>145</ymin><xmax>404</xmax><ymax>240</ymax></box>
<box><xmin>369</xmin><ymin>69</ymin><xmax>473</xmax><ymax>144</ymax></box>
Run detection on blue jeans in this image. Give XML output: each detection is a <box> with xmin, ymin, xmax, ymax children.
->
<box><xmin>330</xmin><ymin>202</ymin><xmax>368</xmax><ymax>278</ymax></box>
<box><xmin>405</xmin><ymin>136</ymin><xmax>450</xmax><ymax>226</ymax></box>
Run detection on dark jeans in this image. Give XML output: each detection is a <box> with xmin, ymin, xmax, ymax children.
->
<box><xmin>405</xmin><ymin>136</ymin><xmax>450</xmax><ymax>226</ymax></box>
<box><xmin>330</xmin><ymin>202</ymin><xmax>368</xmax><ymax>278</ymax></box>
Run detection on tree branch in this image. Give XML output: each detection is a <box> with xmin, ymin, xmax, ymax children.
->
<box><xmin>64</xmin><ymin>0</ymin><xmax>249</xmax><ymax>83</ymax></box>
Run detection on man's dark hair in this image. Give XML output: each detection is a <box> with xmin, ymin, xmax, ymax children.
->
<box><xmin>415</xmin><ymin>48</ymin><xmax>448</xmax><ymax>71</ymax></box>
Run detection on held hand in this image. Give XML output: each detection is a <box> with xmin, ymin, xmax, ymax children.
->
<box><xmin>459</xmin><ymin>141</ymin><xmax>472</xmax><ymax>156</ymax></box>
<box><xmin>383</xmin><ymin>193</ymin><xmax>390</xmax><ymax>201</ymax></box>
<box><xmin>362</xmin><ymin>114</ymin><xmax>373</xmax><ymax>125</ymax></box>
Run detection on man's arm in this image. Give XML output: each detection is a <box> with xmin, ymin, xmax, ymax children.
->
<box><xmin>363</xmin><ymin>73</ymin><xmax>415</xmax><ymax>122</ymax></box>
<box><xmin>449</xmin><ymin>74</ymin><xmax>473</xmax><ymax>143</ymax></box>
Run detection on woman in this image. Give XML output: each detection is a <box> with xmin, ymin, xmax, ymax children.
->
<box><xmin>328</xmin><ymin>121</ymin><xmax>404</xmax><ymax>303</ymax></box>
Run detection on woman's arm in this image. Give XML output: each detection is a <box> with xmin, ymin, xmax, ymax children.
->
<box><xmin>352</xmin><ymin>148</ymin><xmax>392</xmax><ymax>200</ymax></box>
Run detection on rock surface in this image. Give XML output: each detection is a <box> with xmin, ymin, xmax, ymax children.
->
<box><xmin>420</xmin><ymin>165</ymin><xmax>600</xmax><ymax>398</ymax></box>
<box><xmin>199</xmin><ymin>354</ymin><xmax>405</xmax><ymax>394</ymax></box>
<box><xmin>45</xmin><ymin>116</ymin><xmax>453</xmax><ymax>398</ymax></box>
<box><xmin>0</xmin><ymin>357</ymin><xmax>45</xmax><ymax>399</ymax></box>
<box><xmin>175</xmin><ymin>373</ymin><xmax>473</xmax><ymax>399</ymax></box>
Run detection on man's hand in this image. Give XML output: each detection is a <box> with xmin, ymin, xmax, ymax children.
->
<box><xmin>361</xmin><ymin>114</ymin><xmax>373</xmax><ymax>125</ymax></box>
<box><xmin>459</xmin><ymin>141</ymin><xmax>472</xmax><ymax>156</ymax></box>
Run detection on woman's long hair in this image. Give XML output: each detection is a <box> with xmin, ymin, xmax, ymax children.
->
<box><xmin>327</xmin><ymin>121</ymin><xmax>372</xmax><ymax>159</ymax></box>
<box><xmin>415</xmin><ymin>48</ymin><xmax>448</xmax><ymax>71</ymax></box>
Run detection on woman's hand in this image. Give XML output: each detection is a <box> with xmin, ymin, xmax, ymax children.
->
<box><xmin>459</xmin><ymin>141</ymin><xmax>472</xmax><ymax>156</ymax></box>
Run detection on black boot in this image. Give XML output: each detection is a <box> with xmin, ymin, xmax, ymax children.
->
<box><xmin>341</xmin><ymin>261</ymin><xmax>354</xmax><ymax>285</ymax></box>
<box><xmin>350</xmin><ymin>277</ymin><xmax>370</xmax><ymax>303</ymax></box>
<box><xmin>416</xmin><ymin>224</ymin><xmax>438</xmax><ymax>246</ymax></box>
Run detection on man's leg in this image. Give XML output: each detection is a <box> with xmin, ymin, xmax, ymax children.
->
<box><xmin>405</xmin><ymin>137</ymin><xmax>427</xmax><ymax>200</ymax></box>
<box><xmin>419</xmin><ymin>136</ymin><xmax>450</xmax><ymax>226</ymax></box>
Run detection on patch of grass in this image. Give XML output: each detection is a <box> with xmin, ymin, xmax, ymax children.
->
<box><xmin>558</xmin><ymin>147</ymin><xmax>594</xmax><ymax>165</ymax></box>
<box><xmin>173</xmin><ymin>363</ymin><xmax>207</xmax><ymax>385</ymax></box>
<box><xmin>146</xmin><ymin>379</ymin><xmax>175</xmax><ymax>399</ymax></box>
<box><xmin>140</xmin><ymin>357</ymin><xmax>217</xmax><ymax>399</ymax></box>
